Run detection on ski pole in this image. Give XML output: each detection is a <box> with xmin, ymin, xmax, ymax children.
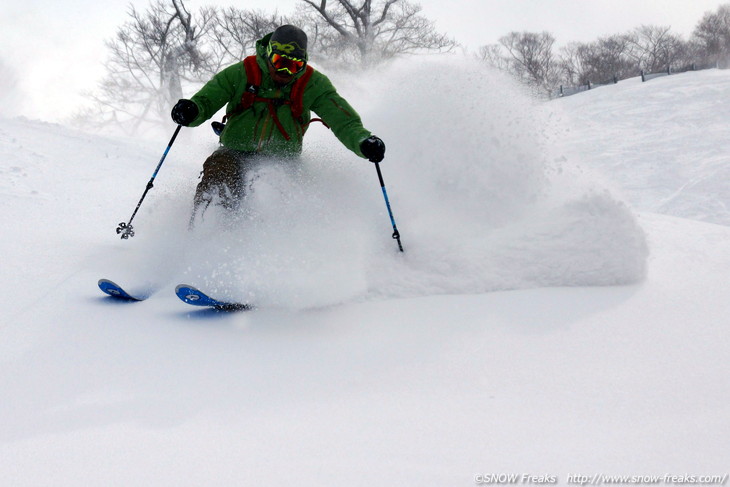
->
<box><xmin>116</xmin><ymin>124</ymin><xmax>182</xmax><ymax>239</ymax></box>
<box><xmin>373</xmin><ymin>161</ymin><xmax>404</xmax><ymax>252</ymax></box>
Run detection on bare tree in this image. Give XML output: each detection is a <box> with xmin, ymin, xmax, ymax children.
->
<box><xmin>79</xmin><ymin>0</ymin><xmax>216</xmax><ymax>135</ymax></box>
<box><xmin>207</xmin><ymin>8</ymin><xmax>284</xmax><ymax>70</ymax></box>
<box><xmin>558</xmin><ymin>42</ymin><xmax>588</xmax><ymax>86</ymax></box>
<box><xmin>497</xmin><ymin>31</ymin><xmax>561</xmax><ymax>95</ymax></box>
<box><xmin>79</xmin><ymin>0</ymin><xmax>293</xmax><ymax>135</ymax></box>
<box><xmin>591</xmin><ymin>34</ymin><xmax>637</xmax><ymax>81</ymax></box>
<box><xmin>626</xmin><ymin>25</ymin><xmax>688</xmax><ymax>72</ymax></box>
<box><xmin>477</xmin><ymin>44</ymin><xmax>511</xmax><ymax>72</ymax></box>
<box><xmin>692</xmin><ymin>3</ymin><xmax>730</xmax><ymax>67</ymax></box>
<box><xmin>560</xmin><ymin>34</ymin><xmax>637</xmax><ymax>86</ymax></box>
<box><xmin>298</xmin><ymin>0</ymin><xmax>457</xmax><ymax>67</ymax></box>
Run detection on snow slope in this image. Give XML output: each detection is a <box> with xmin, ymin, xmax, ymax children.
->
<box><xmin>0</xmin><ymin>62</ymin><xmax>728</xmax><ymax>485</ymax></box>
<box><xmin>557</xmin><ymin>69</ymin><xmax>730</xmax><ymax>226</ymax></box>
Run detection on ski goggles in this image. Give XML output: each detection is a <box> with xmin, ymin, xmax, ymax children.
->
<box><xmin>269</xmin><ymin>52</ymin><xmax>306</xmax><ymax>75</ymax></box>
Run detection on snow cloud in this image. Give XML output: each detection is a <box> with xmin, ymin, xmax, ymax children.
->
<box><xmin>0</xmin><ymin>58</ymin><xmax>21</xmax><ymax>118</ymax></box>
<box><xmin>128</xmin><ymin>56</ymin><xmax>649</xmax><ymax>308</ymax></box>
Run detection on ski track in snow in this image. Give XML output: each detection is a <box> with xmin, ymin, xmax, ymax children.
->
<box><xmin>0</xmin><ymin>59</ymin><xmax>728</xmax><ymax>484</ymax></box>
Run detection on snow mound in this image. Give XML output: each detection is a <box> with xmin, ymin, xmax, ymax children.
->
<box><xmin>112</xmin><ymin>57</ymin><xmax>648</xmax><ymax>308</ymax></box>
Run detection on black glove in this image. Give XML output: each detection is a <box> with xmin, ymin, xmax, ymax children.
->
<box><xmin>360</xmin><ymin>135</ymin><xmax>385</xmax><ymax>163</ymax></box>
<box><xmin>171</xmin><ymin>99</ymin><xmax>199</xmax><ymax>126</ymax></box>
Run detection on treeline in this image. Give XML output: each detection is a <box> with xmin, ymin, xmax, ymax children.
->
<box><xmin>479</xmin><ymin>4</ymin><xmax>730</xmax><ymax>96</ymax></box>
<box><xmin>79</xmin><ymin>1</ymin><xmax>730</xmax><ymax>133</ymax></box>
<box><xmin>77</xmin><ymin>0</ymin><xmax>457</xmax><ymax>134</ymax></box>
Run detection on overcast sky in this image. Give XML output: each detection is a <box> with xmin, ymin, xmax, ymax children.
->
<box><xmin>0</xmin><ymin>0</ymin><xmax>726</xmax><ymax>121</ymax></box>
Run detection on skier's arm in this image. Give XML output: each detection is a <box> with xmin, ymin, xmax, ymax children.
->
<box><xmin>187</xmin><ymin>63</ymin><xmax>245</xmax><ymax>127</ymax></box>
<box><xmin>307</xmin><ymin>74</ymin><xmax>372</xmax><ymax>158</ymax></box>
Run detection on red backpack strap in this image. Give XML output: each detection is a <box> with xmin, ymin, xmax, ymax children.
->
<box><xmin>222</xmin><ymin>56</ymin><xmax>262</xmax><ymax>124</ymax></box>
<box><xmin>289</xmin><ymin>65</ymin><xmax>314</xmax><ymax>120</ymax></box>
<box><xmin>291</xmin><ymin>66</ymin><xmax>330</xmax><ymax>131</ymax></box>
<box><xmin>241</xmin><ymin>55</ymin><xmax>262</xmax><ymax>109</ymax></box>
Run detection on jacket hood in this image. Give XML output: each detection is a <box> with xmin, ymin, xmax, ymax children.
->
<box><xmin>255</xmin><ymin>33</ymin><xmax>273</xmax><ymax>59</ymax></box>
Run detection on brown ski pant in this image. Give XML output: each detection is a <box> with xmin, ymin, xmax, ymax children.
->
<box><xmin>191</xmin><ymin>148</ymin><xmax>255</xmax><ymax>223</ymax></box>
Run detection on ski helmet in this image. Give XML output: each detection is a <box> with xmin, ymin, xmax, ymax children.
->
<box><xmin>269</xmin><ymin>25</ymin><xmax>308</xmax><ymax>61</ymax></box>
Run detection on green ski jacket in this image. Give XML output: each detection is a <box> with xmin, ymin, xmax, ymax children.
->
<box><xmin>187</xmin><ymin>33</ymin><xmax>372</xmax><ymax>157</ymax></box>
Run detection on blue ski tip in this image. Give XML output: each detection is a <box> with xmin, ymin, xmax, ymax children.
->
<box><xmin>175</xmin><ymin>284</ymin><xmax>252</xmax><ymax>311</ymax></box>
<box><xmin>98</xmin><ymin>279</ymin><xmax>147</xmax><ymax>301</ymax></box>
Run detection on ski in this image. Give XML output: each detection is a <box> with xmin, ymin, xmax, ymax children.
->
<box><xmin>175</xmin><ymin>284</ymin><xmax>252</xmax><ymax>311</ymax></box>
<box><xmin>98</xmin><ymin>279</ymin><xmax>152</xmax><ymax>301</ymax></box>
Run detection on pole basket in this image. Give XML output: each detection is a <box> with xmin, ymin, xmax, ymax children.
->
<box><xmin>116</xmin><ymin>222</ymin><xmax>135</xmax><ymax>239</ymax></box>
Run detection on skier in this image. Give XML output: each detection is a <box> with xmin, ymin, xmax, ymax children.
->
<box><xmin>170</xmin><ymin>24</ymin><xmax>386</xmax><ymax>222</ymax></box>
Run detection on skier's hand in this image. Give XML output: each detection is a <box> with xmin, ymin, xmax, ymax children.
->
<box><xmin>171</xmin><ymin>99</ymin><xmax>199</xmax><ymax>126</ymax></box>
<box><xmin>360</xmin><ymin>135</ymin><xmax>385</xmax><ymax>163</ymax></box>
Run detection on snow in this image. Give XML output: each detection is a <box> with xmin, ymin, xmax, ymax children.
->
<box><xmin>557</xmin><ymin>69</ymin><xmax>730</xmax><ymax>226</ymax></box>
<box><xmin>1</xmin><ymin>61</ymin><xmax>728</xmax><ymax>485</ymax></box>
